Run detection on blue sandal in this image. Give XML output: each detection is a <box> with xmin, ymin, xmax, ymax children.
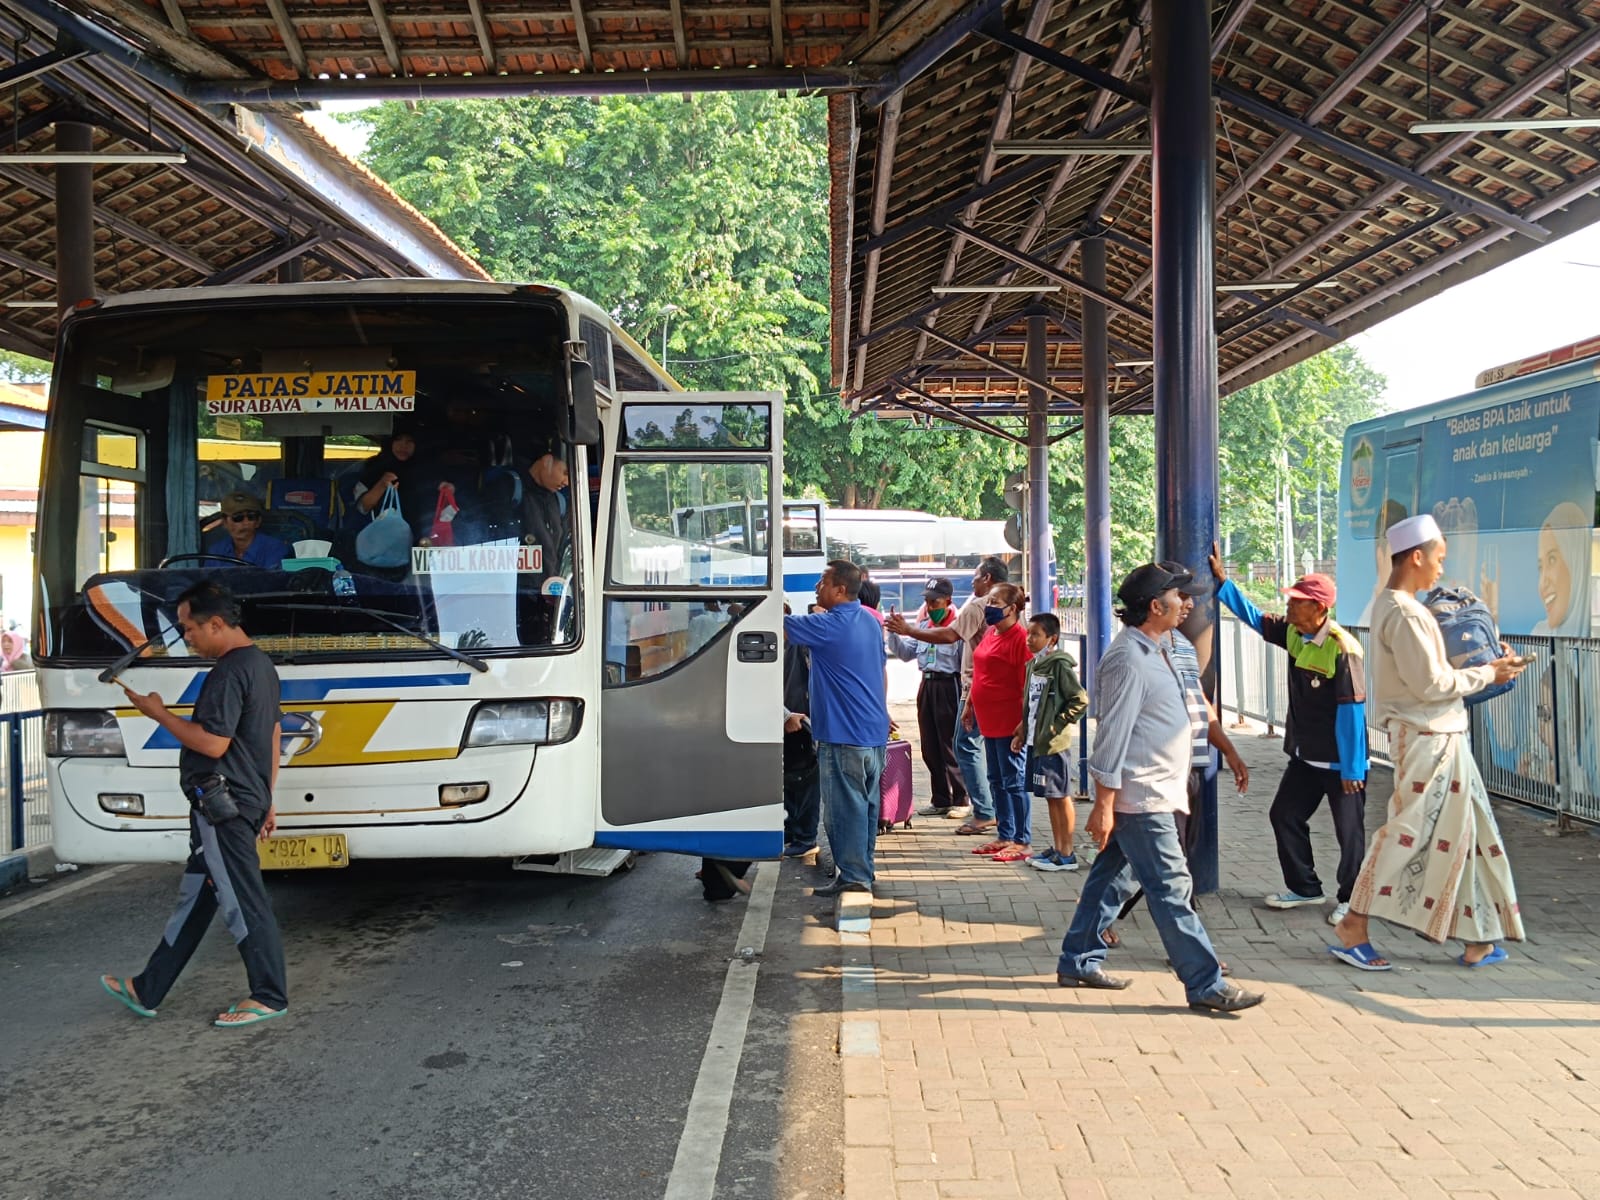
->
<box><xmin>1459</xmin><ymin>945</ymin><xmax>1509</xmax><ymax>968</ymax></box>
<box><xmin>214</xmin><ymin>1004</ymin><xmax>288</xmax><ymax>1028</ymax></box>
<box><xmin>100</xmin><ymin>975</ymin><xmax>157</xmax><ymax>1018</ymax></box>
<box><xmin>1328</xmin><ymin>942</ymin><xmax>1393</xmax><ymax>972</ymax></box>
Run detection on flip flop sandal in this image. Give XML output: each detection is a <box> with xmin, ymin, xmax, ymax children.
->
<box><xmin>214</xmin><ymin>1006</ymin><xmax>288</xmax><ymax>1028</ymax></box>
<box><xmin>1100</xmin><ymin>929</ymin><xmax>1121</xmax><ymax>949</ymax></box>
<box><xmin>991</xmin><ymin>849</ymin><xmax>1030</xmax><ymax>863</ymax></box>
<box><xmin>101</xmin><ymin>975</ymin><xmax>156</xmax><ymax>1018</ymax></box>
<box><xmin>1458</xmin><ymin>945</ymin><xmax>1509</xmax><ymax>968</ymax></box>
<box><xmin>971</xmin><ymin>841</ymin><xmax>1007</xmax><ymax>855</ymax></box>
<box><xmin>954</xmin><ymin>821</ymin><xmax>996</xmax><ymax>836</ymax></box>
<box><xmin>1327</xmin><ymin>942</ymin><xmax>1393</xmax><ymax>971</ymax></box>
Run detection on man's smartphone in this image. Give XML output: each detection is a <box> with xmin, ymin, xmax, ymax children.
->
<box><xmin>1508</xmin><ymin>653</ymin><xmax>1536</xmax><ymax>667</ymax></box>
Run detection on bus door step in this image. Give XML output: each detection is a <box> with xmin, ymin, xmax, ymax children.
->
<box><xmin>513</xmin><ymin>848</ymin><xmax>637</xmax><ymax>877</ymax></box>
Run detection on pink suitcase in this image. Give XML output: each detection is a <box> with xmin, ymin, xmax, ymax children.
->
<box><xmin>878</xmin><ymin>739</ymin><xmax>915</xmax><ymax>833</ymax></box>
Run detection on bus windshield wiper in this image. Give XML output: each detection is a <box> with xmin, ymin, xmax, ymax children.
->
<box><xmin>97</xmin><ymin>622</ymin><xmax>181</xmax><ymax>684</ymax></box>
<box><xmin>258</xmin><ymin>601</ymin><xmax>491</xmax><ymax>673</ymax></box>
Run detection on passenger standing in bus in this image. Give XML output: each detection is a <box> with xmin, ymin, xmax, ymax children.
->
<box><xmin>1209</xmin><ymin>547</ymin><xmax>1369</xmax><ymax>925</ymax></box>
<box><xmin>353</xmin><ymin>427</ymin><xmax>420</xmax><ymax>517</ymax></box>
<box><xmin>784</xmin><ymin>560</ymin><xmax>890</xmax><ymax>897</ymax></box>
<box><xmin>885</xmin><ymin>576</ymin><xmax>968</xmax><ymax>816</ymax></box>
<box><xmin>1331</xmin><ymin>514</ymin><xmax>1529</xmax><ymax>972</ymax></box>
<box><xmin>968</xmin><ymin>583</ymin><xmax>1035</xmax><ymax>863</ymax></box>
<box><xmin>886</xmin><ymin>556</ymin><xmax>1009</xmax><ymax>833</ymax></box>
<box><xmin>99</xmin><ymin>580</ymin><xmax>289</xmax><ymax>1028</ymax></box>
<box><xmin>521</xmin><ymin>444</ymin><xmax>571</xmax><ymax>576</ymax></box>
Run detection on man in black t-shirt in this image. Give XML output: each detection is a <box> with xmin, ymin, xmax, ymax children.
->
<box><xmin>100</xmin><ymin>580</ymin><xmax>289</xmax><ymax>1029</ymax></box>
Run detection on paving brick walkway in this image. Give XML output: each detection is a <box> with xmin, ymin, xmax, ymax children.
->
<box><xmin>839</xmin><ymin>704</ymin><xmax>1600</xmax><ymax>1200</ymax></box>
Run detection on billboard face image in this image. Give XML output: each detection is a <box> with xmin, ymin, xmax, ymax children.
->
<box><xmin>1339</xmin><ymin>382</ymin><xmax>1599</xmax><ymax>637</ymax></box>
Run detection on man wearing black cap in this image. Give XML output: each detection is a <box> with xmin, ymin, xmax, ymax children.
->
<box><xmin>886</xmin><ymin>577</ymin><xmax>968</xmax><ymax>816</ymax></box>
<box><xmin>1054</xmin><ymin>562</ymin><xmax>1263</xmax><ymax>1013</ymax></box>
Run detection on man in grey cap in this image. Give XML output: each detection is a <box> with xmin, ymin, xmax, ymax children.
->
<box><xmin>886</xmin><ymin>576</ymin><xmax>968</xmax><ymax>816</ymax></box>
<box><xmin>1054</xmin><ymin>562</ymin><xmax>1263</xmax><ymax>1013</ymax></box>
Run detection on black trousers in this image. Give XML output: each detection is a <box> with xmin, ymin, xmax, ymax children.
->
<box><xmin>915</xmin><ymin>674</ymin><xmax>968</xmax><ymax>809</ymax></box>
<box><xmin>134</xmin><ymin>807</ymin><xmax>288</xmax><ymax>1011</ymax></box>
<box><xmin>1271</xmin><ymin>758</ymin><xmax>1367</xmax><ymax>904</ymax></box>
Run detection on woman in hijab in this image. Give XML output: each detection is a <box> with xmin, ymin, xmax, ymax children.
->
<box><xmin>1</xmin><ymin>628</ymin><xmax>31</xmax><ymax>672</ymax></box>
<box><xmin>1531</xmin><ymin>501</ymin><xmax>1590</xmax><ymax>637</ymax></box>
<box><xmin>354</xmin><ymin>427</ymin><xmax>420</xmax><ymax>518</ymax></box>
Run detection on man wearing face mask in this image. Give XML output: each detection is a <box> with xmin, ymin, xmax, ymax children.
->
<box><xmin>886</xmin><ymin>577</ymin><xmax>968</xmax><ymax>816</ymax></box>
<box><xmin>1209</xmin><ymin>544</ymin><xmax>1369</xmax><ymax>926</ymax></box>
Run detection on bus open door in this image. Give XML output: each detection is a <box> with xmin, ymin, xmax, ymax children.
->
<box><xmin>593</xmin><ymin>392</ymin><xmax>785</xmax><ymax>860</ymax></box>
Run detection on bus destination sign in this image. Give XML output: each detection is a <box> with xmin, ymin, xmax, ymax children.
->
<box><xmin>205</xmin><ymin>371</ymin><xmax>417</xmax><ymax>414</ymax></box>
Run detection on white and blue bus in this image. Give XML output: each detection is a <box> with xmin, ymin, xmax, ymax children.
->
<box><xmin>824</xmin><ymin>508</ymin><xmax>1038</xmax><ymax>612</ymax></box>
<box><xmin>35</xmin><ymin>280</ymin><xmax>786</xmax><ymax>872</ymax></box>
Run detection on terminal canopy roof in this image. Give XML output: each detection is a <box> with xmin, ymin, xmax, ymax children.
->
<box><xmin>11</xmin><ymin>0</ymin><xmax>1600</xmax><ymax>427</ymax></box>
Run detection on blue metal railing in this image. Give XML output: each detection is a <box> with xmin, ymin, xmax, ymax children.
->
<box><xmin>2</xmin><ymin>671</ymin><xmax>47</xmax><ymax>854</ymax></box>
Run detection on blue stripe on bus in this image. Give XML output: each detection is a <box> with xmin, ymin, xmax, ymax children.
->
<box><xmin>170</xmin><ymin>670</ymin><xmax>474</xmax><ymax>706</ymax></box>
<box><xmin>141</xmin><ymin>671</ymin><xmax>475</xmax><ymax>749</ymax></box>
<box><xmin>594</xmin><ymin>828</ymin><xmax>784</xmax><ymax>860</ymax></box>
<box><xmin>783</xmin><ymin>570</ymin><xmax>824</xmax><ymax>592</ymax></box>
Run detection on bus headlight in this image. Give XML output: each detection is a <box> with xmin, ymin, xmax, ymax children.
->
<box><xmin>464</xmin><ymin>699</ymin><xmax>582</xmax><ymax>747</ymax></box>
<box><xmin>45</xmin><ymin>711</ymin><xmax>125</xmax><ymax>757</ymax></box>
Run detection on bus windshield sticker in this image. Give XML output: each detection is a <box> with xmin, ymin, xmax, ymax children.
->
<box><xmin>411</xmin><ymin>545</ymin><xmax>544</xmax><ymax>575</ymax></box>
<box><xmin>205</xmin><ymin>370</ymin><xmax>417</xmax><ymax>415</ymax></box>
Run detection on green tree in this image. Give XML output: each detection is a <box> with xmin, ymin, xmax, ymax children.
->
<box><xmin>1218</xmin><ymin>344</ymin><xmax>1387</xmax><ymax>574</ymax></box>
<box><xmin>0</xmin><ymin>349</ymin><xmax>49</xmax><ymax>382</ymax></box>
<box><xmin>352</xmin><ymin>95</ymin><xmax>1383</xmax><ymax>591</ymax></box>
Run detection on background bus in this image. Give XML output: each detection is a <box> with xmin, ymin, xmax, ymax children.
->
<box><xmin>824</xmin><ymin>508</ymin><xmax>1040</xmax><ymax>612</ymax></box>
<box><xmin>35</xmin><ymin>280</ymin><xmax>785</xmax><ymax>871</ymax></box>
<box><xmin>1337</xmin><ymin>340</ymin><xmax>1600</xmax><ymax>637</ymax></box>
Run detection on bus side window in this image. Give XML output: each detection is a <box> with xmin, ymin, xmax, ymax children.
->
<box><xmin>77</xmin><ymin>424</ymin><xmax>145</xmax><ymax>589</ymax></box>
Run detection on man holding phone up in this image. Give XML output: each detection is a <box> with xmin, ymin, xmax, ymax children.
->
<box><xmin>99</xmin><ymin>580</ymin><xmax>289</xmax><ymax>1028</ymax></box>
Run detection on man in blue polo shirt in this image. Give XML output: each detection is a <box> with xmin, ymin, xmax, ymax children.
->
<box><xmin>204</xmin><ymin>491</ymin><xmax>290</xmax><ymax>569</ymax></box>
<box><xmin>784</xmin><ymin>559</ymin><xmax>890</xmax><ymax>897</ymax></box>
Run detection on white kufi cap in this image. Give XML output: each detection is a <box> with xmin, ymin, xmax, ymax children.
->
<box><xmin>1385</xmin><ymin>513</ymin><xmax>1443</xmax><ymax>555</ymax></box>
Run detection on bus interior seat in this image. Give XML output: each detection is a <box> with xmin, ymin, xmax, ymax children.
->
<box><xmin>267</xmin><ymin>478</ymin><xmax>340</xmax><ymax>532</ymax></box>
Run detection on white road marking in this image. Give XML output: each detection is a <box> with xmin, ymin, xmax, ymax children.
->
<box><xmin>661</xmin><ymin>860</ymin><xmax>778</xmax><ymax>1200</ymax></box>
<box><xmin>0</xmin><ymin>864</ymin><xmax>136</xmax><ymax>922</ymax></box>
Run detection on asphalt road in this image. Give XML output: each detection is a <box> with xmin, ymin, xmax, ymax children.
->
<box><xmin>0</xmin><ymin>851</ymin><xmax>843</xmax><ymax>1200</ymax></box>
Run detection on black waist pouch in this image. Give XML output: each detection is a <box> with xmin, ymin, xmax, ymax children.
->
<box><xmin>189</xmin><ymin>773</ymin><xmax>241</xmax><ymax>825</ymax></box>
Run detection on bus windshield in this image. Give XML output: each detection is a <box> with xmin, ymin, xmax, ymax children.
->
<box><xmin>38</xmin><ymin>295</ymin><xmax>583</xmax><ymax>666</ymax></box>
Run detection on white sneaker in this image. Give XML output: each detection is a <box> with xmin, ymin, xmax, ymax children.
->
<box><xmin>1263</xmin><ymin>891</ymin><xmax>1325</xmax><ymax>909</ymax></box>
<box><xmin>1328</xmin><ymin>902</ymin><xmax>1350</xmax><ymax>926</ymax></box>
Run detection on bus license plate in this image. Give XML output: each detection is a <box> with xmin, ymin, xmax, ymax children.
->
<box><xmin>258</xmin><ymin>834</ymin><xmax>348</xmax><ymax>870</ymax></box>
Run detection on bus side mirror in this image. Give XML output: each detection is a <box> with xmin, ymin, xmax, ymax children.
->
<box><xmin>567</xmin><ymin>358</ymin><xmax>599</xmax><ymax>445</ymax></box>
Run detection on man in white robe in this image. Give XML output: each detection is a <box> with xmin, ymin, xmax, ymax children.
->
<box><xmin>1330</xmin><ymin>514</ymin><xmax>1529</xmax><ymax>971</ymax></box>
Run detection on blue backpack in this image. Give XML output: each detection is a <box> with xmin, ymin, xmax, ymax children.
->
<box><xmin>1420</xmin><ymin>586</ymin><xmax>1513</xmax><ymax>707</ymax></box>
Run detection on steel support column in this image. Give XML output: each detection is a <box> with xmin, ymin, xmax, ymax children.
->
<box><xmin>1025</xmin><ymin>311</ymin><xmax>1051</xmax><ymax>616</ymax></box>
<box><xmin>1081</xmin><ymin>236</ymin><xmax>1112</xmax><ymax>687</ymax></box>
<box><xmin>1150</xmin><ymin>0</ymin><xmax>1218</xmax><ymax>895</ymax></box>
<box><xmin>54</xmin><ymin>119</ymin><xmax>94</xmax><ymax>309</ymax></box>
